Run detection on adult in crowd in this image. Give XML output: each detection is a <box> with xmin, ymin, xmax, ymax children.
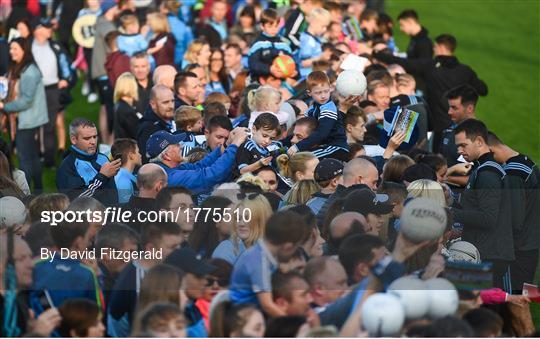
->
<box><xmin>146</xmin><ymin>127</ymin><xmax>247</xmax><ymax>194</ymax></box>
<box><xmin>56</xmin><ymin>118</ymin><xmax>120</xmax><ymax>203</ymax></box>
<box><xmin>113</xmin><ymin>72</ymin><xmax>141</xmax><ymax>140</ymax></box>
<box><xmin>129</xmin><ymin>53</ymin><xmax>152</xmax><ymax>114</ymax></box>
<box><xmin>0</xmin><ymin>37</ymin><xmax>48</xmax><ymax>191</ymax></box>
<box><xmin>31</xmin><ymin>18</ymin><xmax>72</xmax><ymax>168</ymax></box>
<box><xmin>137</xmin><ymin>84</ymin><xmax>176</xmax><ymax>163</ymax></box>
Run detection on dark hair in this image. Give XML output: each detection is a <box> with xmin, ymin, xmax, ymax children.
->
<box><xmin>95</xmin><ymin>222</ymin><xmax>139</xmax><ymax>252</ymax></box>
<box><xmin>415</xmin><ymin>153</ymin><xmax>447</xmax><ymax>172</ymax></box>
<box><xmin>8</xmin><ymin>37</ymin><xmax>35</xmax><ymax>79</ymax></box>
<box><xmin>58</xmin><ymin>299</ymin><xmax>100</xmax><ymax>337</ymax></box>
<box><xmin>435</xmin><ymin>34</ymin><xmax>457</xmax><ymax>52</ymax></box>
<box><xmin>140</xmin><ymin>222</ymin><xmax>181</xmax><ymax>247</ymax></box>
<box><xmin>454</xmin><ymin>118</ymin><xmax>488</xmax><ymax>143</ymax></box>
<box><xmin>206</xmin><ymin>258</ymin><xmax>232</xmax><ymax>287</ymax></box>
<box><xmin>338</xmin><ymin>234</ymin><xmax>385</xmax><ymax>279</ymax></box>
<box><xmin>265</xmin><ymin>210</ymin><xmax>308</xmax><ymax>246</ymax></box>
<box><xmin>446</xmin><ymin>84</ymin><xmax>479</xmax><ymax>107</ymax></box>
<box><xmin>360</xmin><ymin>9</ymin><xmax>378</xmax><ymax>22</ymax></box>
<box><xmin>209</xmin><ymin>48</ymin><xmax>230</xmax><ymax>93</ymax></box>
<box><xmin>155</xmin><ymin>186</ymin><xmax>192</xmax><ymax>210</ymax></box>
<box><xmin>105</xmin><ymin>30</ymin><xmax>121</xmax><ymax>49</ymax></box>
<box><xmin>397</xmin><ymin>9</ymin><xmax>418</xmax><ymax>21</ymax></box>
<box><xmin>348</xmin><ymin>143</ymin><xmax>365</xmax><ymax>160</ymax></box>
<box><xmin>239</xmin><ymin>5</ymin><xmax>257</xmax><ymax>24</ymax></box>
<box><xmin>378</xmin><ymin>181</ymin><xmax>408</xmax><ymax>204</ymax></box>
<box><xmin>174</xmin><ymin>71</ymin><xmax>198</xmax><ymax>92</ymax></box>
<box><xmin>345</xmin><ymin>105</ymin><xmax>366</xmax><ymax>127</ymax></box>
<box><xmin>111</xmin><ymin>138</ymin><xmax>138</xmax><ymax>165</ymax></box>
<box><xmin>209</xmin><ymin>301</ymin><xmax>260</xmax><ymax>337</ymax></box>
<box><xmin>260</xmin><ymin>8</ymin><xmax>279</xmax><ymax>25</ymax></box>
<box><xmin>50</xmin><ymin>219</ymin><xmax>89</xmax><ymax>249</ymax></box>
<box><xmin>207</xmin><ymin>115</ymin><xmax>233</xmax><ymax>133</ymax></box>
<box><xmin>272</xmin><ymin>271</ymin><xmax>306</xmax><ymax>301</ymax></box>
<box><xmin>188</xmin><ymin>196</ymin><xmax>233</xmax><ymax>258</ymax></box>
<box><xmin>225</xmin><ymin>43</ymin><xmax>242</xmax><ymax>55</ymax></box>
<box><xmin>203</xmin><ymin>102</ymin><xmax>228</xmax><ymax>126</ymax></box>
<box><xmin>486</xmin><ymin>131</ymin><xmax>503</xmax><ymax>146</ymax></box>
<box><xmin>253</xmin><ymin>112</ymin><xmax>280</xmax><ymax>132</ymax></box>
<box><xmin>24</xmin><ymin>222</ymin><xmax>55</xmax><ymax>256</ymax></box>
<box><xmin>382</xmin><ymin>154</ymin><xmax>415</xmax><ymax>183</ymax></box>
<box><xmin>265</xmin><ymin>316</ymin><xmax>306</xmax><ymax>337</ymax></box>
<box><xmin>358</xmin><ymin>100</ymin><xmax>377</xmax><ymax>109</ymax></box>
<box><xmin>294</xmin><ymin>117</ymin><xmax>318</xmax><ymax>134</ymax></box>
<box><xmin>287</xmin><ymin>205</ymin><xmax>317</xmax><ymax>242</ymax></box>
<box><xmin>463</xmin><ymin>308</ymin><xmax>503</xmax><ymax>337</ymax></box>
<box><xmin>425</xmin><ymin>316</ymin><xmax>474</xmax><ymax>337</ymax></box>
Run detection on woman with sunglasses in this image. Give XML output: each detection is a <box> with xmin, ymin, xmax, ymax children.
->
<box><xmin>212</xmin><ymin>194</ymin><xmax>272</xmax><ymax>264</ymax></box>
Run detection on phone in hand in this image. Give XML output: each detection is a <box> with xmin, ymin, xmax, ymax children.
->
<box><xmin>37</xmin><ymin>290</ymin><xmax>54</xmax><ymax>310</ymax></box>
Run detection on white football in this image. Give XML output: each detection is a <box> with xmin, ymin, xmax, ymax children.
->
<box><xmin>400</xmin><ymin>197</ymin><xmax>447</xmax><ymax>243</ymax></box>
<box><xmin>425</xmin><ymin>278</ymin><xmax>459</xmax><ymax>319</ymax></box>
<box><xmin>361</xmin><ymin>293</ymin><xmax>405</xmax><ymax>336</ymax></box>
<box><xmin>447</xmin><ymin>240</ymin><xmax>481</xmax><ymax>264</ymax></box>
<box><xmin>0</xmin><ymin>196</ymin><xmax>27</xmax><ymax>229</ymax></box>
<box><xmin>336</xmin><ymin>69</ymin><xmax>367</xmax><ymax>97</ymax></box>
<box><xmin>388</xmin><ymin>276</ymin><xmax>430</xmax><ymax>320</ymax></box>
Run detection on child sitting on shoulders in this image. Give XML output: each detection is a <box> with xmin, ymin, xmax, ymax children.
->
<box><xmin>236</xmin><ymin>113</ymin><xmax>282</xmax><ymax>176</ymax></box>
<box><xmin>288</xmin><ymin>71</ymin><xmax>349</xmax><ymax>161</ymax></box>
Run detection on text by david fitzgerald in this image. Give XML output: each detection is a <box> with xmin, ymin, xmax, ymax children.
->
<box><xmin>41</xmin><ymin>248</ymin><xmax>162</xmax><ymax>263</ymax></box>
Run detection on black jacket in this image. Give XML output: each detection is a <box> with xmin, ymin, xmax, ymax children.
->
<box><xmin>453</xmin><ymin>153</ymin><xmax>514</xmax><ymax>261</ymax></box>
<box><xmin>114</xmin><ymin>99</ymin><xmax>142</xmax><ymax>140</ymax></box>
<box><xmin>407</xmin><ymin>27</ymin><xmax>433</xmax><ymax>60</ymax></box>
<box><xmin>504</xmin><ymin>154</ymin><xmax>540</xmax><ymax>251</ymax></box>
<box><xmin>137</xmin><ymin>108</ymin><xmax>174</xmax><ymax>163</ymax></box>
<box><xmin>373</xmin><ymin>53</ymin><xmax>488</xmax><ymax>134</ymax></box>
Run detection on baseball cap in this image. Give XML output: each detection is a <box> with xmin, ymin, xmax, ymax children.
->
<box><xmin>314</xmin><ymin>158</ymin><xmax>344</xmax><ymax>182</ymax></box>
<box><xmin>165</xmin><ymin>247</ymin><xmax>217</xmax><ymax>277</ymax></box>
<box><xmin>403</xmin><ymin>163</ymin><xmax>437</xmax><ymax>183</ymax></box>
<box><xmin>145</xmin><ymin>130</ymin><xmax>187</xmax><ymax>159</ymax></box>
<box><xmin>342</xmin><ymin>189</ymin><xmax>393</xmax><ymax>215</ymax></box>
<box><xmin>34</xmin><ymin>18</ymin><xmax>53</xmax><ymax>30</ymax></box>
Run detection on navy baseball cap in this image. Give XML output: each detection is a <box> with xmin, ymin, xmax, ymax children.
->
<box><xmin>165</xmin><ymin>248</ymin><xmax>217</xmax><ymax>277</ymax></box>
<box><xmin>343</xmin><ymin>189</ymin><xmax>394</xmax><ymax>215</ymax></box>
<box><xmin>314</xmin><ymin>158</ymin><xmax>344</xmax><ymax>182</ymax></box>
<box><xmin>146</xmin><ymin>130</ymin><xmax>187</xmax><ymax>159</ymax></box>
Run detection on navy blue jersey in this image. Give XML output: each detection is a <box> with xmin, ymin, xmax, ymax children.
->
<box><xmin>295</xmin><ymin>100</ymin><xmax>348</xmax><ymax>152</ymax></box>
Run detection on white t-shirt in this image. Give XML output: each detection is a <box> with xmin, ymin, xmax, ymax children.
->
<box><xmin>32</xmin><ymin>41</ymin><xmax>59</xmax><ymax>86</ymax></box>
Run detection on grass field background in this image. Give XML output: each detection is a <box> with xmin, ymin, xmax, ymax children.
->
<box><xmin>14</xmin><ymin>0</ymin><xmax>540</xmax><ymax>328</ymax></box>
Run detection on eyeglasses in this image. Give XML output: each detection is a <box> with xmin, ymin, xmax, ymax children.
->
<box><xmin>236</xmin><ymin>192</ymin><xmax>261</xmax><ymax>200</ymax></box>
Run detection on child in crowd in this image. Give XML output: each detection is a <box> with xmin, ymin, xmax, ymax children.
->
<box><xmin>248</xmin><ymin>9</ymin><xmax>293</xmax><ymax>79</ymax></box>
<box><xmin>117</xmin><ymin>14</ymin><xmax>149</xmax><ymax>57</ymax></box>
<box><xmin>236</xmin><ymin>113</ymin><xmax>282</xmax><ymax>176</ymax></box>
<box><xmin>298</xmin><ymin>8</ymin><xmax>332</xmax><ymax>78</ymax></box>
<box><xmin>111</xmin><ymin>138</ymin><xmax>142</xmax><ymax>204</ymax></box>
<box><xmin>288</xmin><ymin>71</ymin><xmax>348</xmax><ymax>161</ymax></box>
<box><xmin>175</xmin><ymin>106</ymin><xmax>204</xmax><ymax>134</ymax></box>
<box><xmin>377</xmin><ymin>181</ymin><xmax>408</xmax><ymax>247</ymax></box>
<box><xmin>104</xmin><ymin>31</ymin><xmax>131</xmax><ymax>88</ymax></box>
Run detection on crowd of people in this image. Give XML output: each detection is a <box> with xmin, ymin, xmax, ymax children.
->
<box><xmin>0</xmin><ymin>0</ymin><xmax>539</xmax><ymax>337</ymax></box>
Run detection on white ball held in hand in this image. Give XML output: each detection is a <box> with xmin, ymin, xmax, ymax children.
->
<box><xmin>336</xmin><ymin>69</ymin><xmax>367</xmax><ymax>97</ymax></box>
<box><xmin>425</xmin><ymin>278</ymin><xmax>459</xmax><ymax>319</ymax></box>
<box><xmin>400</xmin><ymin>197</ymin><xmax>447</xmax><ymax>243</ymax></box>
<box><xmin>388</xmin><ymin>276</ymin><xmax>430</xmax><ymax>320</ymax></box>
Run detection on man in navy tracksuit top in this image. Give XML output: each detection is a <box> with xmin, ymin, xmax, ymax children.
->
<box><xmin>56</xmin><ymin>118</ymin><xmax>119</xmax><ymax>205</ymax></box>
<box><xmin>248</xmin><ymin>8</ymin><xmax>293</xmax><ymax>80</ymax></box>
<box><xmin>488</xmin><ymin>132</ymin><xmax>540</xmax><ymax>292</ymax></box>
<box><xmin>146</xmin><ymin>128</ymin><xmax>248</xmax><ymax>195</ymax></box>
<box><xmin>288</xmin><ymin>71</ymin><xmax>348</xmax><ymax>161</ymax></box>
<box><xmin>451</xmin><ymin>119</ymin><xmax>513</xmax><ymax>291</ymax></box>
